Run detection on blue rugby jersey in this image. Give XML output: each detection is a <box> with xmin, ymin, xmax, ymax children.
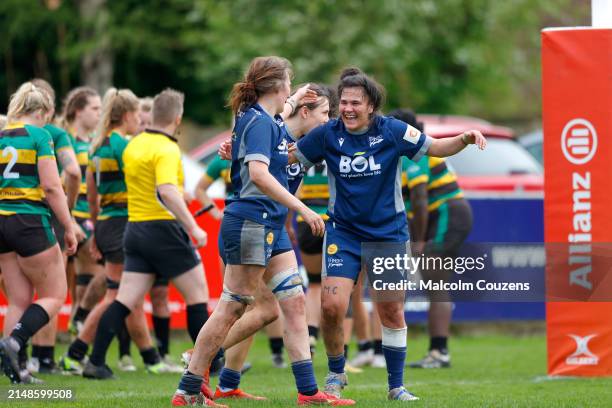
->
<box><xmin>295</xmin><ymin>115</ymin><xmax>432</xmax><ymax>240</ymax></box>
<box><xmin>283</xmin><ymin>126</ymin><xmax>305</xmax><ymax>195</ymax></box>
<box><xmin>224</xmin><ymin>104</ymin><xmax>289</xmax><ymax>228</ymax></box>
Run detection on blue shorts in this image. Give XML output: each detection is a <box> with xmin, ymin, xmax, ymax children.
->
<box><xmin>322</xmin><ymin>221</ymin><xmax>409</xmax><ymax>282</ymax></box>
<box><xmin>219</xmin><ymin>213</ymin><xmax>292</xmax><ymax>267</ymax></box>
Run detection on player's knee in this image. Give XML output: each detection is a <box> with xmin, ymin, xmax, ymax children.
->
<box><xmin>377</xmin><ymin>305</ymin><xmax>404</xmax><ymax>327</ymax></box>
<box><xmin>221</xmin><ymin>285</ymin><xmax>255</xmax><ymax>306</ymax></box>
<box><xmin>261</xmin><ymin>303</ymin><xmax>281</xmax><ymax>325</ymax></box>
<box><xmin>321</xmin><ymin>298</ymin><xmax>344</xmax><ymax>322</ymax></box>
<box><xmin>267</xmin><ymin>267</ymin><xmax>304</xmax><ymax>302</ymax></box>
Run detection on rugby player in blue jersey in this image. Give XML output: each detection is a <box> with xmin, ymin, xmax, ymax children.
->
<box><xmin>174</xmin><ymin>57</ymin><xmax>354</xmax><ymax>406</ymax></box>
<box><xmin>291</xmin><ymin>67</ymin><xmax>486</xmax><ymax>402</ymax></box>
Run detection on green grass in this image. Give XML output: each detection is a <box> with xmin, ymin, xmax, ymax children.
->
<box><xmin>1</xmin><ymin>332</ymin><xmax>611</xmax><ymax>407</ymax></box>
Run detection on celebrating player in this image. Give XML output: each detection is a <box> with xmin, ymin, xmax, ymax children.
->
<box><xmin>291</xmin><ymin>67</ymin><xmax>486</xmax><ymax>402</ymax></box>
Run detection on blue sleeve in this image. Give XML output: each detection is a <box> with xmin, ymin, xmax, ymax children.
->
<box><xmin>295</xmin><ymin>124</ymin><xmax>326</xmax><ymax>167</ymax></box>
<box><xmin>242</xmin><ymin>119</ymin><xmax>274</xmax><ymax>165</ymax></box>
<box><xmin>388</xmin><ymin>117</ymin><xmax>433</xmax><ymax>163</ymax></box>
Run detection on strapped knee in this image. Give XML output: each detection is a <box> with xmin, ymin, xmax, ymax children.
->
<box><xmin>106</xmin><ymin>278</ymin><xmax>120</xmax><ymax>290</ymax></box>
<box><xmin>220</xmin><ymin>285</ymin><xmax>254</xmax><ymax>305</ymax></box>
<box><xmin>267</xmin><ymin>267</ymin><xmax>304</xmax><ymax>301</ymax></box>
<box><xmin>76</xmin><ymin>274</ymin><xmax>93</xmax><ymax>286</ymax></box>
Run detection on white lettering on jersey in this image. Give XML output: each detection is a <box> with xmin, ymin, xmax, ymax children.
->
<box><xmin>339</xmin><ymin>155</ymin><xmax>381</xmax><ymax>174</ymax></box>
<box><xmin>369</xmin><ymin>135</ymin><xmax>383</xmax><ymax>147</ymax></box>
<box><xmin>403</xmin><ymin>125</ymin><xmax>421</xmax><ymax>144</ymax></box>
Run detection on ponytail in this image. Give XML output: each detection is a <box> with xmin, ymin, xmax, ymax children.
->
<box><xmin>228</xmin><ymin>56</ymin><xmax>292</xmax><ymax>114</ymax></box>
<box><xmin>90</xmin><ymin>87</ymin><xmax>139</xmax><ymax>154</ymax></box>
<box><xmin>7</xmin><ymin>82</ymin><xmax>53</xmax><ymax>123</ymax></box>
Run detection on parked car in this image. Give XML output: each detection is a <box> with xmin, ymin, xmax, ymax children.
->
<box><xmin>518</xmin><ymin>128</ymin><xmax>543</xmax><ymax>165</ymax></box>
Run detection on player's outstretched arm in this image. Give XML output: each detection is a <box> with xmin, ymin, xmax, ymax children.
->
<box><xmin>427</xmin><ymin>130</ymin><xmax>486</xmax><ymax>157</ymax></box>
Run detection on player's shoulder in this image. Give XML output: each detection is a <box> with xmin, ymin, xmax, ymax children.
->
<box><xmin>25</xmin><ymin>124</ymin><xmax>51</xmax><ymax>141</ymax></box>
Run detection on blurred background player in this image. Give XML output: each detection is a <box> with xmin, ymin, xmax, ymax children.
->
<box><xmin>26</xmin><ymin>78</ymin><xmax>81</xmax><ymax>375</ymax></box>
<box><xmin>389</xmin><ymin>108</ymin><xmax>473</xmax><ymax>369</ymax></box>
<box><xmin>60</xmin><ymin>87</ymin><xmax>106</xmax><ymax>335</ymax></box>
<box><xmin>0</xmin><ymin>82</ymin><xmax>77</xmax><ymax>383</ymax></box>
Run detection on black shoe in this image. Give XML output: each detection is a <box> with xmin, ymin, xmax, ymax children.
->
<box><xmin>0</xmin><ymin>338</ymin><xmax>21</xmax><ymax>384</ymax></box>
<box><xmin>82</xmin><ymin>361</ymin><xmax>114</xmax><ymax>379</ymax></box>
<box><xmin>39</xmin><ymin>360</ymin><xmax>60</xmax><ymax>374</ymax></box>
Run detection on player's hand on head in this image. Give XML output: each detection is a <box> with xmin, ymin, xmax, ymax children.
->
<box><xmin>463</xmin><ymin>130</ymin><xmax>487</xmax><ymax>150</ymax></box>
<box><xmin>191</xmin><ymin>226</ymin><xmax>208</xmax><ymax>248</ymax></box>
<box><xmin>292</xmin><ymin>83</ymin><xmax>318</xmax><ymax>105</ymax></box>
<box><xmin>218</xmin><ymin>139</ymin><xmax>232</xmax><ymax>160</ymax></box>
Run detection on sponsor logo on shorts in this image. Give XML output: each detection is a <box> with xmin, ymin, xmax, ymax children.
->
<box><xmin>328</xmin><ymin>257</ymin><xmax>343</xmax><ymax>268</ymax></box>
<box><xmin>327</xmin><ymin>243</ymin><xmax>338</xmax><ymax>255</ymax></box>
<box><xmin>266</xmin><ymin>232</ymin><xmax>274</xmax><ymax>245</ymax></box>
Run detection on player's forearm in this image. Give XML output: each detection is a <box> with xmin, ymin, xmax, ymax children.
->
<box><xmin>64</xmin><ymin>173</ymin><xmax>80</xmax><ymax>211</ymax></box>
<box><xmin>158</xmin><ymin>184</ymin><xmax>199</xmax><ymax>233</ymax></box>
<box><xmin>427</xmin><ymin>135</ymin><xmax>467</xmax><ymax>158</ymax></box>
<box><xmin>86</xmin><ymin>170</ymin><xmax>99</xmax><ymax>224</ymax></box>
<box><xmin>45</xmin><ymin>184</ymin><xmax>74</xmax><ymax>231</ymax></box>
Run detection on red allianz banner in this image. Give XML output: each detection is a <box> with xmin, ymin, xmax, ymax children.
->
<box><xmin>542</xmin><ymin>27</ymin><xmax>612</xmax><ymax>376</ymax></box>
<box><xmin>0</xmin><ymin>199</ymin><xmax>225</xmax><ymax>331</ymax></box>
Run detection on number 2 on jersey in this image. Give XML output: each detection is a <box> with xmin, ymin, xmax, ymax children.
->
<box><xmin>2</xmin><ymin>146</ymin><xmax>20</xmax><ymax>179</ymax></box>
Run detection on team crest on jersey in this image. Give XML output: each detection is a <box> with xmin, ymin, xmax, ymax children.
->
<box><xmin>327</xmin><ymin>243</ymin><xmax>338</xmax><ymax>255</ymax></box>
<box><xmin>403</xmin><ymin>125</ymin><xmax>421</xmax><ymax>144</ymax></box>
<box><xmin>277</xmin><ymin>139</ymin><xmax>288</xmax><ymax>154</ymax></box>
<box><xmin>338</xmin><ymin>137</ymin><xmax>345</xmax><ymax>147</ymax></box>
<box><xmin>368</xmin><ymin>135</ymin><xmax>383</xmax><ymax>147</ymax></box>
<box><xmin>266</xmin><ymin>232</ymin><xmax>274</xmax><ymax>245</ymax></box>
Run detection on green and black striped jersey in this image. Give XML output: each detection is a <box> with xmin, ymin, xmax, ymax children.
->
<box><xmin>0</xmin><ymin>123</ymin><xmax>55</xmax><ymax>216</ymax></box>
<box><xmin>88</xmin><ymin>131</ymin><xmax>128</xmax><ymax>219</ymax></box>
<box><xmin>70</xmin><ymin>133</ymin><xmax>90</xmax><ymax>219</ymax></box>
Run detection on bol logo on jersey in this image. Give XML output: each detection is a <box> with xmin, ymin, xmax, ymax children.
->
<box><xmin>339</xmin><ymin>153</ymin><xmax>381</xmax><ymax>175</ymax></box>
<box><xmin>561</xmin><ymin>118</ymin><xmax>597</xmax><ymax>165</ymax></box>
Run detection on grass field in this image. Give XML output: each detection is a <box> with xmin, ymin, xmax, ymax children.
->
<box><xmin>1</xmin><ymin>331</ymin><xmax>611</xmax><ymax>407</ymax></box>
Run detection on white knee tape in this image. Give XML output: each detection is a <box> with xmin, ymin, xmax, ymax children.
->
<box><xmin>382</xmin><ymin>326</ymin><xmax>407</xmax><ymax>348</ymax></box>
<box><xmin>267</xmin><ymin>267</ymin><xmax>304</xmax><ymax>301</ymax></box>
<box><xmin>220</xmin><ymin>285</ymin><xmax>255</xmax><ymax>305</ymax></box>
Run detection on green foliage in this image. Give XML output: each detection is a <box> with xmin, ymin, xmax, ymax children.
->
<box><xmin>0</xmin><ymin>0</ymin><xmax>589</xmax><ymax>125</ymax></box>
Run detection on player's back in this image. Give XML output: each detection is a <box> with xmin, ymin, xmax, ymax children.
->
<box><xmin>0</xmin><ymin>124</ymin><xmax>54</xmax><ymax>216</ymax></box>
<box><xmin>90</xmin><ymin>132</ymin><xmax>129</xmax><ymax>219</ymax></box>
<box><xmin>123</xmin><ymin>129</ymin><xmax>183</xmax><ymax>222</ymax></box>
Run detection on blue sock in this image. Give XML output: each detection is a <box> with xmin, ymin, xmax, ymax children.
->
<box><xmin>383</xmin><ymin>345</ymin><xmax>406</xmax><ymax>390</ymax></box>
<box><xmin>327</xmin><ymin>353</ymin><xmax>345</xmax><ymax>374</ymax></box>
<box><xmin>291</xmin><ymin>360</ymin><xmax>318</xmax><ymax>395</ymax></box>
<box><xmin>218</xmin><ymin>367</ymin><xmax>241</xmax><ymax>392</ymax></box>
<box><xmin>178</xmin><ymin>371</ymin><xmax>203</xmax><ymax>395</ymax></box>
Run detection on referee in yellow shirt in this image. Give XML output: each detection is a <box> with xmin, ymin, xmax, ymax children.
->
<box><xmin>83</xmin><ymin>89</ymin><xmax>210</xmax><ymax>379</ymax></box>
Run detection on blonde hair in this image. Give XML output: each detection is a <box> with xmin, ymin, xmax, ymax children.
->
<box><xmin>30</xmin><ymin>78</ymin><xmax>56</xmax><ymax>109</ymax></box>
<box><xmin>139</xmin><ymin>97</ymin><xmax>153</xmax><ymax>113</ymax></box>
<box><xmin>0</xmin><ymin>114</ymin><xmax>7</xmax><ymax>129</ymax></box>
<box><xmin>90</xmin><ymin>87</ymin><xmax>139</xmax><ymax>154</ymax></box>
<box><xmin>7</xmin><ymin>82</ymin><xmax>53</xmax><ymax>123</ymax></box>
<box><xmin>60</xmin><ymin>86</ymin><xmax>99</xmax><ymax>129</ymax></box>
<box><xmin>152</xmin><ymin>88</ymin><xmax>184</xmax><ymax>127</ymax></box>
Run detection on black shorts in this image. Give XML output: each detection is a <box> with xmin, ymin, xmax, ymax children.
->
<box><xmin>50</xmin><ymin>212</ymin><xmax>65</xmax><ymax>250</ymax></box>
<box><xmin>95</xmin><ymin>217</ymin><xmax>127</xmax><ymax>264</ymax></box>
<box><xmin>423</xmin><ymin>198</ymin><xmax>473</xmax><ymax>257</ymax></box>
<box><xmin>124</xmin><ymin>220</ymin><xmax>201</xmax><ymax>280</ymax></box>
<box><xmin>297</xmin><ymin>221</ymin><xmax>324</xmax><ymax>255</ymax></box>
<box><xmin>0</xmin><ymin>214</ymin><xmax>57</xmax><ymax>257</ymax></box>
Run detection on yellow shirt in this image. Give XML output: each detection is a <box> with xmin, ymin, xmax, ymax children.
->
<box><xmin>123</xmin><ymin>129</ymin><xmax>184</xmax><ymax>222</ymax></box>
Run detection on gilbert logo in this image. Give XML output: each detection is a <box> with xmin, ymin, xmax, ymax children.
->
<box><xmin>566</xmin><ymin>334</ymin><xmax>599</xmax><ymax>365</ymax></box>
<box><xmin>561</xmin><ymin>119</ymin><xmax>597</xmax><ymax>165</ymax></box>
